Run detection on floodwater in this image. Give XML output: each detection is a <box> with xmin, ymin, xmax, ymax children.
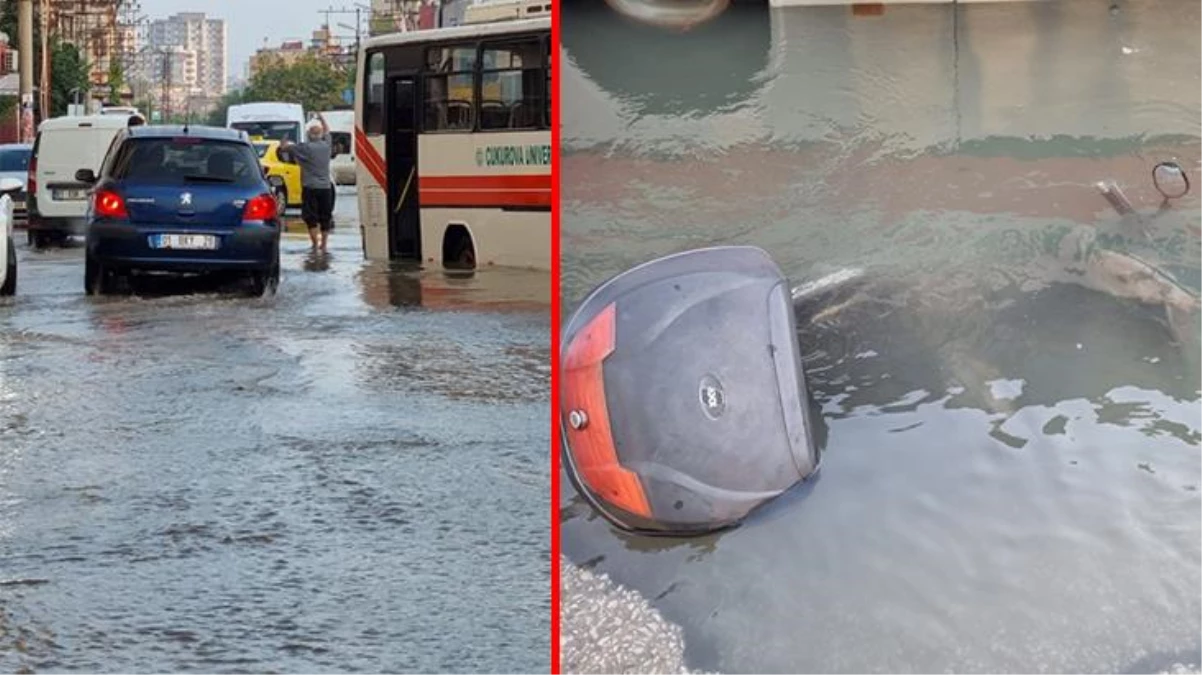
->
<box><xmin>560</xmin><ymin>1</ymin><xmax>1201</xmax><ymax>673</ymax></box>
<box><xmin>0</xmin><ymin>188</ymin><xmax>551</xmax><ymax>673</ymax></box>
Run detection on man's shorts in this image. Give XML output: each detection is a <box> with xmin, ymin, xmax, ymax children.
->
<box><xmin>301</xmin><ymin>185</ymin><xmax>335</xmax><ymax>232</ymax></box>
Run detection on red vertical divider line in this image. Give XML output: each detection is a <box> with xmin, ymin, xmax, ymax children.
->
<box><xmin>549</xmin><ymin>0</ymin><xmax>563</xmax><ymax>671</ymax></box>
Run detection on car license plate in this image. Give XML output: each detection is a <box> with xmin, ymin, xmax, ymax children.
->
<box><xmin>149</xmin><ymin>234</ymin><xmax>218</xmax><ymax>250</ymax></box>
<box><xmin>53</xmin><ymin>189</ymin><xmax>88</xmax><ymax>201</ymax></box>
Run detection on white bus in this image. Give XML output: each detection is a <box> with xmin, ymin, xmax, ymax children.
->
<box><xmin>354</xmin><ymin>7</ymin><xmax>551</xmax><ymax>270</ymax></box>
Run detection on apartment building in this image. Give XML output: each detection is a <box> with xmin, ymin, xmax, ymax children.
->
<box><xmin>144</xmin><ymin>12</ymin><xmax>227</xmax><ymax>95</ymax></box>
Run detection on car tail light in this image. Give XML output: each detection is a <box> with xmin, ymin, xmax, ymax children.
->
<box><xmin>243</xmin><ymin>193</ymin><xmax>277</xmax><ymax>222</ymax></box>
<box><xmin>27</xmin><ymin>154</ymin><xmax>36</xmax><ymax>196</ymax></box>
<box><xmin>93</xmin><ymin>189</ymin><xmax>127</xmax><ymax>218</ymax></box>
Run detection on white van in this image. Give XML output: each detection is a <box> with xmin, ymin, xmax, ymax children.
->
<box><xmin>321</xmin><ymin>109</ymin><xmax>356</xmax><ymax>185</ymax></box>
<box><xmin>27</xmin><ymin>113</ymin><xmax>143</xmax><ymax>247</ymax></box>
<box><xmin>227</xmin><ymin>102</ymin><xmax>306</xmax><ymax>144</ymax></box>
<box><xmin>99</xmin><ymin>106</ymin><xmax>142</xmax><ymax>117</ymax></box>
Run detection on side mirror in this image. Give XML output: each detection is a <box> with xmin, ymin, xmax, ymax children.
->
<box><xmin>1153</xmin><ymin>161</ymin><xmax>1190</xmax><ymax>201</ymax></box>
<box><xmin>75</xmin><ymin>168</ymin><xmax>97</xmax><ymax>184</ymax></box>
<box><xmin>0</xmin><ymin>177</ymin><xmax>22</xmax><ymax>194</ymax></box>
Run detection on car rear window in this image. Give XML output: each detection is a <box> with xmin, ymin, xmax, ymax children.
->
<box><xmin>0</xmin><ymin>148</ymin><xmax>30</xmax><ymax>172</ymax></box>
<box><xmin>109</xmin><ymin>137</ymin><xmax>264</xmax><ymax>187</ymax></box>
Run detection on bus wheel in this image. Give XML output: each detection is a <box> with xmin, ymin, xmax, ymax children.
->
<box><xmin>454</xmin><ymin>243</ymin><xmax>476</xmax><ymax>268</ymax></box>
<box><xmin>443</xmin><ymin>225</ymin><xmax>476</xmax><ymax>270</ymax></box>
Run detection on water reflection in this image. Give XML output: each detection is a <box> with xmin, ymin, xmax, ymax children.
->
<box><xmin>602</xmin><ymin>0</ymin><xmax>732</xmax><ymax>31</ymax></box>
<box><xmin>303</xmin><ymin>251</ymin><xmax>333</xmax><ymax>273</ymax></box>
<box><xmin>561</xmin><ymin>0</ymin><xmax>770</xmax><ymax>152</ymax></box>
<box><xmin>356</xmin><ymin>261</ymin><xmax>551</xmax><ymax>313</ymax></box>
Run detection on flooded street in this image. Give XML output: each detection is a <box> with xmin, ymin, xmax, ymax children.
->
<box><xmin>0</xmin><ymin>188</ymin><xmax>551</xmax><ymax>673</ymax></box>
<box><xmin>561</xmin><ymin>1</ymin><xmax>1201</xmax><ymax>673</ymax></box>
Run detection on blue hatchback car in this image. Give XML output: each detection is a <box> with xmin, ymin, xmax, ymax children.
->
<box><xmin>78</xmin><ymin>125</ymin><xmax>281</xmax><ymax>296</ymax></box>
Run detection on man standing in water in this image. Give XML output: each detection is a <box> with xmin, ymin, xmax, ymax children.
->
<box><xmin>281</xmin><ymin>113</ymin><xmax>335</xmax><ymax>252</ymax></box>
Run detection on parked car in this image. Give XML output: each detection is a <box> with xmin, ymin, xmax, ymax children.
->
<box><xmin>27</xmin><ymin>113</ymin><xmax>143</xmax><ymax>248</ymax></box>
<box><xmin>0</xmin><ymin>175</ymin><xmax>24</xmax><ymax>295</ymax></box>
<box><xmin>0</xmin><ymin>143</ymin><xmax>32</xmax><ymax>226</ymax></box>
<box><xmin>78</xmin><ymin>125</ymin><xmax>281</xmax><ymax>297</ymax></box>
<box><xmin>252</xmin><ymin>139</ymin><xmax>302</xmax><ymax>214</ymax></box>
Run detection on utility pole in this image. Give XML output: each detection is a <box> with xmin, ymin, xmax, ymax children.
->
<box><xmin>319</xmin><ymin>5</ymin><xmax>366</xmax><ymax>67</ymax></box>
<box><xmin>17</xmin><ymin>0</ymin><xmax>33</xmax><ymax>140</ymax></box>
<box><xmin>160</xmin><ymin>50</ymin><xmax>169</xmax><ymax>121</ymax></box>
<box><xmin>39</xmin><ymin>0</ymin><xmax>49</xmax><ymax>121</ymax></box>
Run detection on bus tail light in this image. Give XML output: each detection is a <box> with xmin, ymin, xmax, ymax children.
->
<box><xmin>560</xmin><ymin>246</ymin><xmax>824</xmax><ymax>536</ymax></box>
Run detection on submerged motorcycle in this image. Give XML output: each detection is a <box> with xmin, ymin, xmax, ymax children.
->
<box><xmin>560</xmin><ymin>163</ymin><xmax>1197</xmax><ymax>537</ymax></box>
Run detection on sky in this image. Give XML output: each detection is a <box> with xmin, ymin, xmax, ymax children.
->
<box><xmin>139</xmin><ymin>0</ymin><xmax>369</xmax><ymax>83</ymax></box>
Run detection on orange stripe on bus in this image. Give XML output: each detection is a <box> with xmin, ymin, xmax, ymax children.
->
<box><xmin>419</xmin><ymin>189</ymin><xmax>552</xmax><ymax>208</ymax></box>
<box><xmin>354</xmin><ymin>140</ymin><xmax>386</xmax><ymax>187</ymax></box>
<box><xmin>355</xmin><ymin>146</ymin><xmax>386</xmax><ymax>183</ymax></box>
<box><xmin>420</xmin><ymin>175</ymin><xmax>550</xmax><ymax>190</ymax></box>
<box><xmin>353</xmin><ymin>127</ymin><xmax>387</xmax><ymax>186</ymax></box>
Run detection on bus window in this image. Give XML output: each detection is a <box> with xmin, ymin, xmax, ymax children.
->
<box><xmin>364</xmin><ymin>51</ymin><xmax>386</xmax><ymax>134</ymax></box>
<box><xmin>424</xmin><ymin>44</ymin><xmax>477</xmax><ymax>132</ymax></box>
<box><xmin>480</xmin><ymin>39</ymin><xmax>545</xmax><ymax>131</ymax></box>
<box><xmin>544</xmin><ymin>35</ymin><xmax>551</xmax><ymax>128</ymax></box>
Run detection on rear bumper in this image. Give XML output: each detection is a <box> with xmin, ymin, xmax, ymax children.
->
<box><xmin>27</xmin><ymin>213</ymin><xmax>87</xmax><ymax>233</ymax></box>
<box><xmin>88</xmin><ymin>221</ymin><xmax>279</xmax><ymax>272</ymax></box>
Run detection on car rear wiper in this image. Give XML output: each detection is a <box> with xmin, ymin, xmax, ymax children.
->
<box><xmin>183</xmin><ymin>174</ymin><xmax>235</xmax><ymax>183</ymax></box>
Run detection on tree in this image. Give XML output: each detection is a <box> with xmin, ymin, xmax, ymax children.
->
<box><xmin>0</xmin><ymin>1</ymin><xmax>25</xmax><ymax>46</ymax></box>
<box><xmin>207</xmin><ymin>88</ymin><xmax>246</xmax><ymax>127</ymax></box>
<box><xmin>49</xmin><ymin>39</ymin><xmax>91</xmax><ymax>117</ymax></box>
<box><xmin>107</xmin><ymin>60</ymin><xmax>125</xmax><ymax>104</ymax></box>
<box><xmin>1</xmin><ymin>4</ymin><xmax>93</xmax><ymax>118</ymax></box>
<box><xmin>241</xmin><ymin>53</ymin><xmax>346</xmax><ymax>116</ymax></box>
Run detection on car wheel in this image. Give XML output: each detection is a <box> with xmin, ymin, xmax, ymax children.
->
<box><xmin>273</xmin><ymin>185</ymin><xmax>288</xmax><ymax>216</ymax></box>
<box><xmin>1</xmin><ymin>237</ymin><xmax>16</xmax><ymax>296</ymax></box>
<box><xmin>84</xmin><ymin>253</ymin><xmax>110</xmax><ymax>296</ymax></box>
<box><xmin>31</xmin><ymin>230</ymin><xmax>50</xmax><ymax>249</ymax></box>
<box><xmin>248</xmin><ymin>256</ymin><xmax>280</xmax><ymax>297</ymax></box>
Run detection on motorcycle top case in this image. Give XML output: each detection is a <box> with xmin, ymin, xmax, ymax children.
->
<box><xmin>559</xmin><ymin>246</ymin><xmax>822</xmax><ymax>535</ymax></box>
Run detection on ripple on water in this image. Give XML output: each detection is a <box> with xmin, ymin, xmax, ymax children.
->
<box><xmin>0</xmin><ymin>223</ymin><xmax>550</xmax><ymax>672</ymax></box>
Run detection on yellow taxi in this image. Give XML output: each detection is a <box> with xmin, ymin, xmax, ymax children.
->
<box><xmin>251</xmin><ymin>139</ymin><xmax>302</xmax><ymax>214</ymax></box>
